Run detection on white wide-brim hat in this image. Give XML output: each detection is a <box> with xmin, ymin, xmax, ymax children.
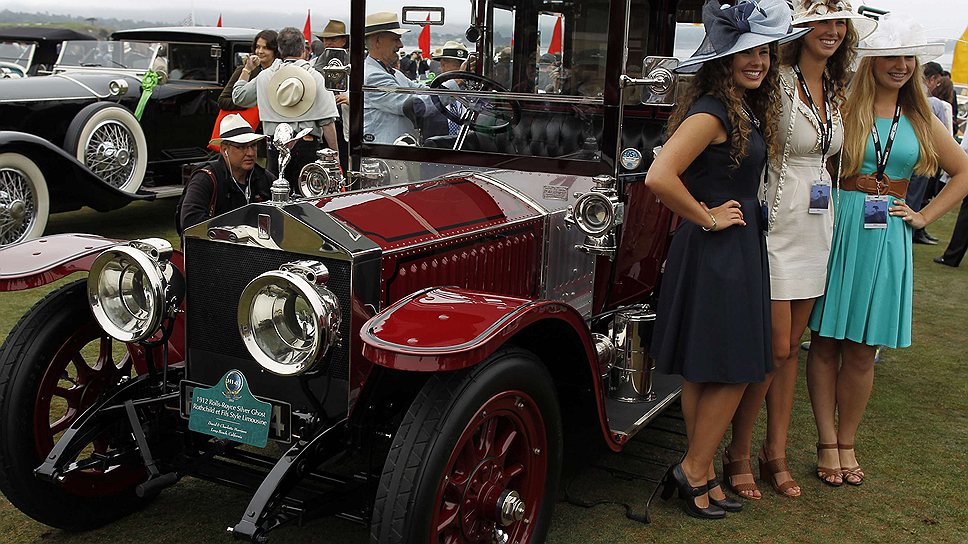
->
<box><xmin>792</xmin><ymin>1</ymin><xmax>877</xmax><ymax>41</ymax></box>
<box><xmin>365</xmin><ymin>12</ymin><xmax>410</xmax><ymax>36</ymax></box>
<box><xmin>433</xmin><ymin>41</ymin><xmax>470</xmax><ymax>61</ymax></box>
<box><xmin>267</xmin><ymin>64</ymin><xmax>317</xmax><ymax>118</ymax></box>
<box><xmin>856</xmin><ymin>15</ymin><xmax>945</xmax><ymax>62</ymax></box>
<box><xmin>209</xmin><ymin>113</ymin><xmax>265</xmax><ymax>146</ymax></box>
<box><xmin>677</xmin><ymin>0</ymin><xmax>811</xmax><ymax>74</ymax></box>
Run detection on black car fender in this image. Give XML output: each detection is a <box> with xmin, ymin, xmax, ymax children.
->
<box><xmin>0</xmin><ymin>131</ymin><xmax>151</xmax><ymax>214</ymax></box>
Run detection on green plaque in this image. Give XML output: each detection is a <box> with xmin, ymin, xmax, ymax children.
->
<box><xmin>188</xmin><ymin>370</ymin><xmax>272</xmax><ymax>448</ymax></box>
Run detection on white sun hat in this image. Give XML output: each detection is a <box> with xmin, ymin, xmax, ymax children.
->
<box><xmin>791</xmin><ymin>1</ymin><xmax>877</xmax><ymax>41</ymax></box>
<box><xmin>209</xmin><ymin>113</ymin><xmax>265</xmax><ymax>146</ymax></box>
<box><xmin>855</xmin><ymin>15</ymin><xmax>945</xmax><ymax>62</ymax></box>
<box><xmin>267</xmin><ymin>63</ymin><xmax>317</xmax><ymax>118</ymax></box>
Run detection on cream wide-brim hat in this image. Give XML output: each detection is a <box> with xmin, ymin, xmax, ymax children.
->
<box><xmin>791</xmin><ymin>1</ymin><xmax>878</xmax><ymax>41</ymax></box>
<box><xmin>267</xmin><ymin>64</ymin><xmax>317</xmax><ymax>118</ymax></box>
<box><xmin>209</xmin><ymin>113</ymin><xmax>265</xmax><ymax>146</ymax></box>
<box><xmin>364</xmin><ymin>12</ymin><xmax>410</xmax><ymax>36</ymax></box>
<box><xmin>855</xmin><ymin>15</ymin><xmax>945</xmax><ymax>63</ymax></box>
<box><xmin>433</xmin><ymin>40</ymin><xmax>470</xmax><ymax>61</ymax></box>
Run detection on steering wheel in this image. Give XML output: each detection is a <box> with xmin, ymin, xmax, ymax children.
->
<box><xmin>428</xmin><ymin>71</ymin><xmax>521</xmax><ymax>135</ymax></box>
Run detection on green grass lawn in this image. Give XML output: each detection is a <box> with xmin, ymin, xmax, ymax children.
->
<box><xmin>1</xmin><ymin>200</ymin><xmax>965</xmax><ymax>543</ymax></box>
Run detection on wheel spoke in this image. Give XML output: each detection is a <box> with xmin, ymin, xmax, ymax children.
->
<box><xmin>496</xmin><ymin>425</ymin><xmax>519</xmax><ymax>460</ymax></box>
<box><xmin>475</xmin><ymin>417</ymin><xmax>498</xmax><ymax>459</ymax></box>
<box><xmin>53</xmin><ymin>385</ymin><xmax>83</xmax><ymax>406</ymax></box>
<box><xmin>71</xmin><ymin>352</ymin><xmax>96</xmax><ymax>382</ymax></box>
<box><xmin>49</xmin><ymin>411</ymin><xmax>76</xmax><ymax>435</ymax></box>
<box><xmin>434</xmin><ymin>501</ymin><xmax>460</xmax><ymax>533</ymax></box>
<box><xmin>504</xmin><ymin>462</ymin><xmax>525</xmax><ymax>482</ymax></box>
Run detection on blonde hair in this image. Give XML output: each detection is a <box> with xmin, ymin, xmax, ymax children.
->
<box><xmin>668</xmin><ymin>43</ymin><xmax>782</xmax><ymax>168</ymax></box>
<box><xmin>841</xmin><ymin>57</ymin><xmax>939</xmax><ymax>177</ymax></box>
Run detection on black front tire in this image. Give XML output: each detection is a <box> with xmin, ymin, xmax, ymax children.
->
<box><xmin>0</xmin><ymin>280</ymin><xmax>146</xmax><ymax>530</ymax></box>
<box><xmin>370</xmin><ymin>348</ymin><xmax>562</xmax><ymax>544</ymax></box>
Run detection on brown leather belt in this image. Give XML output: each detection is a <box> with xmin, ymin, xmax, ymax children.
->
<box><xmin>840</xmin><ymin>174</ymin><xmax>909</xmax><ymax>200</ymax></box>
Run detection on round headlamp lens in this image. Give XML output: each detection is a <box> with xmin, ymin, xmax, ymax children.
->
<box><xmin>88</xmin><ymin>246</ymin><xmax>166</xmax><ymax>342</ymax></box>
<box><xmin>574</xmin><ymin>192</ymin><xmax>615</xmax><ymax>236</ymax></box>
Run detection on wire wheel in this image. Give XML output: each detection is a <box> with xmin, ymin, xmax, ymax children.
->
<box><xmin>83</xmin><ymin>119</ymin><xmax>138</xmax><ymax>189</ymax></box>
<box><xmin>0</xmin><ymin>152</ymin><xmax>48</xmax><ymax>246</ymax></box>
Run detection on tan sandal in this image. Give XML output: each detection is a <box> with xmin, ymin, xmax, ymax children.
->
<box><xmin>838</xmin><ymin>443</ymin><xmax>865</xmax><ymax>486</ymax></box>
<box><xmin>722</xmin><ymin>447</ymin><xmax>761</xmax><ymax>500</ymax></box>
<box><xmin>816</xmin><ymin>443</ymin><xmax>843</xmax><ymax>487</ymax></box>
<box><xmin>758</xmin><ymin>445</ymin><xmax>801</xmax><ymax>497</ymax></box>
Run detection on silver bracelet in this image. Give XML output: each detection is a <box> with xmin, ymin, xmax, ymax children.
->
<box><xmin>700</xmin><ymin>212</ymin><xmax>717</xmax><ymax>232</ymax></box>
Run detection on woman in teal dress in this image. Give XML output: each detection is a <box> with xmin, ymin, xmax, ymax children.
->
<box><xmin>806</xmin><ymin>17</ymin><xmax>968</xmax><ymax>486</ymax></box>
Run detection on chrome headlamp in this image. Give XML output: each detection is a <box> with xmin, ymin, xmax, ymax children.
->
<box><xmin>87</xmin><ymin>238</ymin><xmax>184</xmax><ymax>343</ymax></box>
<box><xmin>297</xmin><ymin>148</ymin><xmax>345</xmax><ymax>198</ymax></box>
<box><xmin>565</xmin><ymin>175</ymin><xmax>623</xmax><ymax>259</ymax></box>
<box><xmin>238</xmin><ymin>260</ymin><xmax>341</xmax><ymax>376</ymax></box>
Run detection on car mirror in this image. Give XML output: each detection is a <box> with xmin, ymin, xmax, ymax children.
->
<box><xmin>621</xmin><ymin>56</ymin><xmax>679</xmax><ymax>107</ymax></box>
<box><xmin>319</xmin><ymin>48</ymin><xmax>349</xmax><ymax>92</ymax></box>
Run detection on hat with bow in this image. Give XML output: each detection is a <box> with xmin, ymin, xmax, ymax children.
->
<box><xmin>855</xmin><ymin>14</ymin><xmax>945</xmax><ymax>62</ymax></box>
<box><xmin>676</xmin><ymin>0</ymin><xmax>810</xmax><ymax>73</ymax></box>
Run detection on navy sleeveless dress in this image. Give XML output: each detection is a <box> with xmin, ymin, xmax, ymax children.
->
<box><xmin>651</xmin><ymin>95</ymin><xmax>773</xmax><ymax>384</ymax></box>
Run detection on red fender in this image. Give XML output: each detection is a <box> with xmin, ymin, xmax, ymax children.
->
<box><xmin>361</xmin><ymin>286</ymin><xmax>619</xmax><ymax>451</ymax></box>
<box><xmin>0</xmin><ymin>233</ymin><xmax>186</xmax><ymax>372</ymax></box>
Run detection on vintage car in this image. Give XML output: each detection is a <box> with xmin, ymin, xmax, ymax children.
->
<box><xmin>0</xmin><ymin>0</ymin><xmax>707</xmax><ymax>542</ymax></box>
<box><xmin>0</xmin><ymin>26</ymin><xmax>259</xmax><ymax>247</ymax></box>
<box><xmin>0</xmin><ymin>27</ymin><xmax>98</xmax><ymax>79</ymax></box>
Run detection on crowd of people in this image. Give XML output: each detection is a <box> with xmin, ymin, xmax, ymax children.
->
<box><xmin>646</xmin><ymin>0</ymin><xmax>968</xmax><ymax>519</ymax></box>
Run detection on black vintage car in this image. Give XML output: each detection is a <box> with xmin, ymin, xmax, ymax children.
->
<box><xmin>0</xmin><ymin>26</ymin><xmax>259</xmax><ymax>246</ymax></box>
<box><xmin>0</xmin><ymin>27</ymin><xmax>98</xmax><ymax>79</ymax></box>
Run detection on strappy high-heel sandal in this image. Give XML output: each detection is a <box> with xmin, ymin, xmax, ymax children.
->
<box><xmin>838</xmin><ymin>443</ymin><xmax>865</xmax><ymax>486</ymax></box>
<box><xmin>660</xmin><ymin>464</ymin><xmax>726</xmax><ymax>519</ymax></box>
<box><xmin>722</xmin><ymin>447</ymin><xmax>761</xmax><ymax>499</ymax></box>
<box><xmin>707</xmin><ymin>478</ymin><xmax>743</xmax><ymax>512</ymax></box>
<box><xmin>758</xmin><ymin>445</ymin><xmax>801</xmax><ymax>497</ymax></box>
<box><xmin>815</xmin><ymin>442</ymin><xmax>843</xmax><ymax>487</ymax></box>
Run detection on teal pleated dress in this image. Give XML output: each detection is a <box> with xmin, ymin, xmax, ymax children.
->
<box><xmin>808</xmin><ymin>115</ymin><xmax>920</xmax><ymax>348</ymax></box>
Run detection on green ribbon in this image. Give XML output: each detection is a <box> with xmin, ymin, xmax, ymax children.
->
<box><xmin>134</xmin><ymin>70</ymin><xmax>160</xmax><ymax>121</ymax></box>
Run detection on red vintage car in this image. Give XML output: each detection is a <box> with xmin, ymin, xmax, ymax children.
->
<box><xmin>0</xmin><ymin>0</ymin><xmax>704</xmax><ymax>542</ymax></box>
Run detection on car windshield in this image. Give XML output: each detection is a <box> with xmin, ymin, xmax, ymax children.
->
<box><xmin>0</xmin><ymin>41</ymin><xmax>35</xmax><ymax>70</ymax></box>
<box><xmin>361</xmin><ymin>0</ymin><xmax>612</xmax><ymax>162</ymax></box>
<box><xmin>55</xmin><ymin>40</ymin><xmax>160</xmax><ymax>71</ymax></box>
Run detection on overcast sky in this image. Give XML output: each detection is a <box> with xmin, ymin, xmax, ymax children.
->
<box><xmin>8</xmin><ymin>0</ymin><xmax>968</xmax><ymax>40</ymax></box>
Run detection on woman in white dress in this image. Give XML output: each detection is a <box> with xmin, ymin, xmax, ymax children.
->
<box><xmin>723</xmin><ymin>1</ymin><xmax>876</xmax><ymax>498</ymax></box>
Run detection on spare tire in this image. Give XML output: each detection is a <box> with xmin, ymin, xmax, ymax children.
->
<box><xmin>64</xmin><ymin>102</ymin><xmax>147</xmax><ymax>194</ymax></box>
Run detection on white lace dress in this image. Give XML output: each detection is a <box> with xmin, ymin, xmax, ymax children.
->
<box><xmin>764</xmin><ymin>66</ymin><xmax>842</xmax><ymax>300</ymax></box>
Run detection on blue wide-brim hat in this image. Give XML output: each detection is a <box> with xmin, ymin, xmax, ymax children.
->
<box><xmin>676</xmin><ymin>0</ymin><xmax>812</xmax><ymax>74</ymax></box>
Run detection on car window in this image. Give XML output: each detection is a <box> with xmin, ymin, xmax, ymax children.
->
<box><xmin>55</xmin><ymin>40</ymin><xmax>160</xmax><ymax>71</ymax></box>
<box><xmin>0</xmin><ymin>41</ymin><xmax>35</xmax><ymax>70</ymax></box>
<box><xmin>168</xmin><ymin>42</ymin><xmax>219</xmax><ymax>81</ymax></box>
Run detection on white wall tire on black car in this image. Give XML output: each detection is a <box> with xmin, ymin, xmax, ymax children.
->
<box><xmin>0</xmin><ymin>152</ymin><xmax>49</xmax><ymax>246</ymax></box>
<box><xmin>64</xmin><ymin>103</ymin><xmax>147</xmax><ymax>194</ymax></box>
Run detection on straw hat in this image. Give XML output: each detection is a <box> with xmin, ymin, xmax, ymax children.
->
<box><xmin>267</xmin><ymin>64</ymin><xmax>317</xmax><ymax>118</ymax></box>
<box><xmin>364</xmin><ymin>12</ymin><xmax>409</xmax><ymax>36</ymax></box>
<box><xmin>676</xmin><ymin>0</ymin><xmax>810</xmax><ymax>74</ymax></box>
<box><xmin>209</xmin><ymin>114</ymin><xmax>265</xmax><ymax>146</ymax></box>
<box><xmin>856</xmin><ymin>15</ymin><xmax>945</xmax><ymax>62</ymax></box>
<box><xmin>791</xmin><ymin>1</ymin><xmax>877</xmax><ymax>40</ymax></box>
<box><xmin>319</xmin><ymin>19</ymin><xmax>348</xmax><ymax>38</ymax></box>
<box><xmin>433</xmin><ymin>41</ymin><xmax>469</xmax><ymax>61</ymax></box>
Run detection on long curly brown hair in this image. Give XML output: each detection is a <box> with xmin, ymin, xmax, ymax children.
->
<box><xmin>779</xmin><ymin>20</ymin><xmax>858</xmax><ymax>103</ymax></box>
<box><xmin>668</xmin><ymin>42</ymin><xmax>782</xmax><ymax>168</ymax></box>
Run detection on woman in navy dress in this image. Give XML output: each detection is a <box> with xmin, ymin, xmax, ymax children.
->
<box><xmin>646</xmin><ymin>0</ymin><xmax>807</xmax><ymax>519</ymax></box>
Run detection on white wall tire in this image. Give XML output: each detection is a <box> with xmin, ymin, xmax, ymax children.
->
<box><xmin>64</xmin><ymin>103</ymin><xmax>147</xmax><ymax>195</ymax></box>
<box><xmin>0</xmin><ymin>152</ymin><xmax>49</xmax><ymax>247</ymax></box>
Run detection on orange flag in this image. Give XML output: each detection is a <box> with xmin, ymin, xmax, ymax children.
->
<box><xmin>548</xmin><ymin>15</ymin><xmax>563</xmax><ymax>55</ymax></box>
<box><xmin>303</xmin><ymin>10</ymin><xmax>312</xmax><ymax>44</ymax></box>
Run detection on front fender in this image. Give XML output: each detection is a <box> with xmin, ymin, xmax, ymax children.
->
<box><xmin>0</xmin><ymin>233</ymin><xmax>185</xmax><ymax>292</ymax></box>
<box><xmin>361</xmin><ymin>287</ymin><xmax>598</xmax><ymax>372</ymax></box>
<box><xmin>0</xmin><ymin>131</ymin><xmax>151</xmax><ymax>214</ymax></box>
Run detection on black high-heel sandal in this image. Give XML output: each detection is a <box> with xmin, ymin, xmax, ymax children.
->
<box><xmin>707</xmin><ymin>478</ymin><xmax>743</xmax><ymax>512</ymax></box>
<box><xmin>660</xmin><ymin>464</ymin><xmax>726</xmax><ymax>519</ymax></box>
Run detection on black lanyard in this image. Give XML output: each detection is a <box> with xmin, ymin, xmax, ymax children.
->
<box><xmin>793</xmin><ymin>64</ymin><xmax>833</xmax><ymax>160</ymax></box>
<box><xmin>742</xmin><ymin>101</ymin><xmax>761</xmax><ymax>131</ymax></box>
<box><xmin>870</xmin><ymin>103</ymin><xmax>902</xmax><ymax>182</ymax></box>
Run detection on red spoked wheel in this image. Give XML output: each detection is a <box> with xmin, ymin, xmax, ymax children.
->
<box><xmin>433</xmin><ymin>391</ymin><xmax>547</xmax><ymax>543</ymax></box>
<box><xmin>0</xmin><ymin>280</ymin><xmax>148</xmax><ymax>530</ymax></box>
<box><xmin>371</xmin><ymin>348</ymin><xmax>562</xmax><ymax>544</ymax></box>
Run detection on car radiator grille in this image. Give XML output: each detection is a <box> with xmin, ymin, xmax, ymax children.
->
<box><xmin>184</xmin><ymin>239</ymin><xmax>352</xmax><ymax>380</ymax></box>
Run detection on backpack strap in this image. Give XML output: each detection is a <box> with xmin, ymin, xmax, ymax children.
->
<box><xmin>198</xmin><ymin>167</ymin><xmax>218</xmax><ymax>218</ymax></box>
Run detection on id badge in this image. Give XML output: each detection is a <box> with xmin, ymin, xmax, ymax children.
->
<box><xmin>760</xmin><ymin>200</ymin><xmax>769</xmax><ymax>232</ymax></box>
<box><xmin>809</xmin><ymin>181</ymin><xmax>831</xmax><ymax>214</ymax></box>
<box><xmin>864</xmin><ymin>195</ymin><xmax>889</xmax><ymax>229</ymax></box>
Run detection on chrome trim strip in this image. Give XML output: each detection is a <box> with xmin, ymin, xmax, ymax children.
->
<box><xmin>361</xmin><ymin>85</ymin><xmax>605</xmax><ymax>106</ymax></box>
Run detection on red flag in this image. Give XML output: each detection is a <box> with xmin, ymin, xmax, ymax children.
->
<box><xmin>418</xmin><ymin>25</ymin><xmax>431</xmax><ymax>58</ymax></box>
<box><xmin>216</xmin><ymin>14</ymin><xmax>222</xmax><ymax>27</ymax></box>
<box><xmin>548</xmin><ymin>15</ymin><xmax>563</xmax><ymax>55</ymax></box>
<box><xmin>303</xmin><ymin>10</ymin><xmax>312</xmax><ymax>44</ymax></box>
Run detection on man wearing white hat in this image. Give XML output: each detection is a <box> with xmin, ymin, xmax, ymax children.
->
<box><xmin>232</xmin><ymin>26</ymin><xmax>339</xmax><ymax>187</ymax></box>
<box><xmin>312</xmin><ymin>19</ymin><xmax>350</xmax><ymax>172</ymax></box>
<box><xmin>178</xmin><ymin>114</ymin><xmax>271</xmax><ymax>233</ymax></box>
<box><xmin>363</xmin><ymin>12</ymin><xmax>431</xmax><ymax>144</ymax></box>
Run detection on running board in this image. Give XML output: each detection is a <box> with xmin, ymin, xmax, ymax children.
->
<box><xmin>138</xmin><ymin>185</ymin><xmax>184</xmax><ymax>199</ymax></box>
<box><xmin>605</xmin><ymin>372</ymin><xmax>682</xmax><ymax>445</ymax></box>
